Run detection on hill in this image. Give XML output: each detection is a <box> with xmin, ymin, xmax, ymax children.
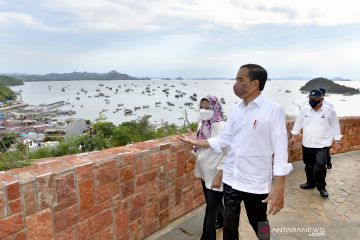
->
<box><xmin>7</xmin><ymin>70</ymin><xmax>150</xmax><ymax>81</ymax></box>
<box><xmin>300</xmin><ymin>78</ymin><xmax>359</xmax><ymax>95</ymax></box>
<box><xmin>0</xmin><ymin>85</ymin><xmax>16</xmax><ymax>102</ymax></box>
<box><xmin>331</xmin><ymin>77</ymin><xmax>351</xmax><ymax>81</ymax></box>
<box><xmin>0</xmin><ymin>75</ymin><xmax>24</xmax><ymax>86</ymax></box>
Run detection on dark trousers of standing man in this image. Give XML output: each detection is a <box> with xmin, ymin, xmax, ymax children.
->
<box><xmin>200</xmin><ymin>180</ymin><xmax>224</xmax><ymax>240</ymax></box>
<box><xmin>302</xmin><ymin>146</ymin><xmax>329</xmax><ymax>190</ymax></box>
<box><xmin>223</xmin><ymin>183</ymin><xmax>270</xmax><ymax>240</ymax></box>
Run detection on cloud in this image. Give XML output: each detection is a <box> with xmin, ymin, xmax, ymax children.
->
<box><xmin>1</xmin><ymin>0</ymin><xmax>360</xmax><ymax>78</ymax></box>
<box><xmin>3</xmin><ymin>0</ymin><xmax>360</xmax><ymax>33</ymax></box>
<box><xmin>0</xmin><ymin>12</ymin><xmax>59</xmax><ymax>31</ymax></box>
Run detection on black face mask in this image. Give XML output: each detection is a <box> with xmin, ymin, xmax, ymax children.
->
<box><xmin>309</xmin><ymin>99</ymin><xmax>321</xmax><ymax>108</ymax></box>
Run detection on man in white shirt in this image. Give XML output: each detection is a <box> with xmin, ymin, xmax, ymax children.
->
<box><xmin>291</xmin><ymin>89</ymin><xmax>342</xmax><ymax>198</ymax></box>
<box><xmin>179</xmin><ymin>64</ymin><xmax>293</xmax><ymax>240</ymax></box>
<box><xmin>318</xmin><ymin>87</ymin><xmax>334</xmax><ymax>169</ymax></box>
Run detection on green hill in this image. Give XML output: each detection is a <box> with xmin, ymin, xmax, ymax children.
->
<box><xmin>300</xmin><ymin>77</ymin><xmax>360</xmax><ymax>95</ymax></box>
<box><xmin>0</xmin><ymin>85</ymin><xmax>16</xmax><ymax>102</ymax></box>
<box><xmin>0</xmin><ymin>75</ymin><xmax>24</xmax><ymax>86</ymax></box>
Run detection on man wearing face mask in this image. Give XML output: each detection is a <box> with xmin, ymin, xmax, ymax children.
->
<box><xmin>290</xmin><ymin>89</ymin><xmax>342</xmax><ymax>198</ymax></box>
<box><xmin>179</xmin><ymin>64</ymin><xmax>293</xmax><ymax>240</ymax></box>
<box><xmin>194</xmin><ymin>96</ymin><xmax>226</xmax><ymax>240</ymax></box>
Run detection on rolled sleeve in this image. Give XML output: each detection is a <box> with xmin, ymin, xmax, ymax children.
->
<box><xmin>207</xmin><ymin>137</ymin><xmax>223</xmax><ymax>154</ymax></box>
<box><xmin>291</xmin><ymin>129</ymin><xmax>300</xmax><ymax>135</ymax></box>
<box><xmin>334</xmin><ymin>135</ymin><xmax>343</xmax><ymax>141</ymax></box>
<box><xmin>273</xmin><ymin>163</ymin><xmax>293</xmax><ymax>176</ymax></box>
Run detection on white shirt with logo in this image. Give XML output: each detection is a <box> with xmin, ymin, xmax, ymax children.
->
<box><xmin>291</xmin><ymin>104</ymin><xmax>342</xmax><ymax>148</ymax></box>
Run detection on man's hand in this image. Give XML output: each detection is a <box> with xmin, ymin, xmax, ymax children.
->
<box><xmin>178</xmin><ymin>133</ymin><xmax>196</xmax><ymax>145</ymax></box>
<box><xmin>178</xmin><ymin>133</ymin><xmax>210</xmax><ymax>148</ymax></box>
<box><xmin>262</xmin><ymin>176</ymin><xmax>285</xmax><ymax>215</ymax></box>
<box><xmin>290</xmin><ymin>136</ymin><xmax>296</xmax><ymax>149</ymax></box>
<box><xmin>211</xmin><ymin>170</ymin><xmax>223</xmax><ymax>189</ymax></box>
<box><xmin>333</xmin><ymin>141</ymin><xmax>341</xmax><ymax>151</ymax></box>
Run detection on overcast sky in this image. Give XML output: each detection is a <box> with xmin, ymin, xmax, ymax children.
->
<box><xmin>1</xmin><ymin>0</ymin><xmax>360</xmax><ymax>79</ymax></box>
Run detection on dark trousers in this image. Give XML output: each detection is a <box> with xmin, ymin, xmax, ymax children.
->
<box><xmin>201</xmin><ymin>180</ymin><xmax>224</xmax><ymax>240</ymax></box>
<box><xmin>223</xmin><ymin>183</ymin><xmax>270</xmax><ymax>240</ymax></box>
<box><xmin>302</xmin><ymin>146</ymin><xmax>329</xmax><ymax>190</ymax></box>
<box><xmin>327</xmin><ymin>151</ymin><xmax>332</xmax><ymax>165</ymax></box>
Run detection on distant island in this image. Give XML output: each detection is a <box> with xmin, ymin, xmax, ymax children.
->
<box><xmin>300</xmin><ymin>77</ymin><xmax>360</xmax><ymax>95</ymax></box>
<box><xmin>331</xmin><ymin>77</ymin><xmax>351</xmax><ymax>81</ymax></box>
<box><xmin>0</xmin><ymin>75</ymin><xmax>24</xmax><ymax>86</ymax></box>
<box><xmin>6</xmin><ymin>70</ymin><xmax>151</xmax><ymax>81</ymax></box>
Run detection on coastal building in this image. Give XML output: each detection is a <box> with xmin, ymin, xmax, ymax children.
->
<box><xmin>44</xmin><ymin>118</ymin><xmax>88</xmax><ymax>141</ymax></box>
<box><xmin>0</xmin><ymin>111</ymin><xmax>5</xmax><ymax>120</ymax></box>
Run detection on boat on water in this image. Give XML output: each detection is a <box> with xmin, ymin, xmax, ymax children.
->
<box><xmin>124</xmin><ymin>109</ymin><xmax>133</xmax><ymax>115</ymax></box>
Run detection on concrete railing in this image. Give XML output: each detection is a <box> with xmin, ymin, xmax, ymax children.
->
<box><xmin>0</xmin><ymin>117</ymin><xmax>359</xmax><ymax>239</ymax></box>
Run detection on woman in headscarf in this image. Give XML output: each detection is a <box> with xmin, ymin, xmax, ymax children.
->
<box><xmin>194</xmin><ymin>95</ymin><xmax>226</xmax><ymax>240</ymax></box>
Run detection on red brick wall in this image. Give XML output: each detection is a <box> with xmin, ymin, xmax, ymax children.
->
<box><xmin>0</xmin><ymin>117</ymin><xmax>359</xmax><ymax>239</ymax></box>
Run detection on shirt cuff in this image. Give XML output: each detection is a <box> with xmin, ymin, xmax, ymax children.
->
<box><xmin>273</xmin><ymin>163</ymin><xmax>293</xmax><ymax>176</ymax></box>
<box><xmin>334</xmin><ymin>135</ymin><xmax>343</xmax><ymax>141</ymax></box>
<box><xmin>207</xmin><ymin>138</ymin><xmax>223</xmax><ymax>154</ymax></box>
<box><xmin>290</xmin><ymin>130</ymin><xmax>299</xmax><ymax>135</ymax></box>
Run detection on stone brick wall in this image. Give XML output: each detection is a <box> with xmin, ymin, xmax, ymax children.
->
<box><xmin>0</xmin><ymin>117</ymin><xmax>359</xmax><ymax>239</ymax></box>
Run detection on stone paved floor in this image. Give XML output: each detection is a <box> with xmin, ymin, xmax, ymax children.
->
<box><xmin>145</xmin><ymin>151</ymin><xmax>360</xmax><ymax>240</ymax></box>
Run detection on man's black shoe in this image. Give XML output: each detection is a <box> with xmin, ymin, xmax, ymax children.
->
<box><xmin>327</xmin><ymin>162</ymin><xmax>332</xmax><ymax>169</ymax></box>
<box><xmin>300</xmin><ymin>183</ymin><xmax>315</xmax><ymax>189</ymax></box>
<box><xmin>319</xmin><ymin>189</ymin><xmax>329</xmax><ymax>198</ymax></box>
<box><xmin>215</xmin><ymin>222</ymin><xmax>223</xmax><ymax>230</ymax></box>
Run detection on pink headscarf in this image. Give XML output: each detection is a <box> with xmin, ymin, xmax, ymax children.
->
<box><xmin>196</xmin><ymin>95</ymin><xmax>224</xmax><ymax>142</ymax></box>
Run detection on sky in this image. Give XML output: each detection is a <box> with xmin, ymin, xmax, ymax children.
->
<box><xmin>1</xmin><ymin>0</ymin><xmax>360</xmax><ymax>79</ymax></box>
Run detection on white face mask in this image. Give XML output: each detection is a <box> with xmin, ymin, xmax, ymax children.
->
<box><xmin>199</xmin><ymin>109</ymin><xmax>214</xmax><ymax>121</ymax></box>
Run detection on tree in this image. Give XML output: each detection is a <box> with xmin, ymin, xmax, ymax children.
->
<box><xmin>0</xmin><ymin>133</ymin><xmax>17</xmax><ymax>153</ymax></box>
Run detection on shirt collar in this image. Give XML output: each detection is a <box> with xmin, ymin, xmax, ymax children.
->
<box><xmin>309</xmin><ymin>104</ymin><xmax>324</xmax><ymax>113</ymax></box>
<box><xmin>238</xmin><ymin>93</ymin><xmax>264</xmax><ymax>108</ymax></box>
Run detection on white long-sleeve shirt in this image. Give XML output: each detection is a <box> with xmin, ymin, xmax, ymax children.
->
<box><xmin>207</xmin><ymin>94</ymin><xmax>293</xmax><ymax>194</ymax></box>
<box><xmin>194</xmin><ymin>121</ymin><xmax>226</xmax><ymax>191</ymax></box>
<box><xmin>291</xmin><ymin>104</ymin><xmax>342</xmax><ymax>148</ymax></box>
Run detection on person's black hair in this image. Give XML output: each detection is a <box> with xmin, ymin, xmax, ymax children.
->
<box><xmin>200</xmin><ymin>98</ymin><xmax>209</xmax><ymax>103</ymax></box>
<box><xmin>240</xmin><ymin>64</ymin><xmax>268</xmax><ymax>91</ymax></box>
<box><xmin>318</xmin><ymin>87</ymin><xmax>326</xmax><ymax>95</ymax></box>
